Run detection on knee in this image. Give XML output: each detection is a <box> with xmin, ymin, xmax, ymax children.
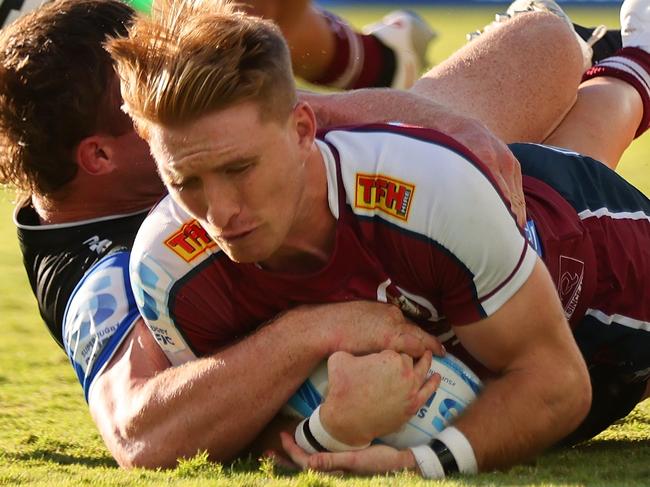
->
<box><xmin>506</xmin><ymin>12</ymin><xmax>586</xmax><ymax>88</ymax></box>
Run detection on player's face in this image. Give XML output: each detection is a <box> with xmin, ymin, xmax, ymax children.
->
<box><xmin>149</xmin><ymin>101</ymin><xmax>315</xmax><ymax>265</ymax></box>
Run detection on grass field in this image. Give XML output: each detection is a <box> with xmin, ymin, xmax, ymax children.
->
<box><xmin>1</xmin><ymin>4</ymin><xmax>649</xmax><ymax>487</ymax></box>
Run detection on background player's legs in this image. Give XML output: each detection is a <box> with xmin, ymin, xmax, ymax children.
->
<box><xmin>544</xmin><ymin>0</ymin><xmax>650</xmax><ymax>169</ymax></box>
<box><xmin>410</xmin><ymin>12</ymin><xmax>584</xmax><ymax>143</ymax></box>
<box><xmin>241</xmin><ymin>1</ymin><xmax>434</xmax><ymax>90</ymax></box>
<box><xmin>242</xmin><ymin>0</ymin><xmax>332</xmax><ymax>82</ymax></box>
<box><xmin>543</xmin><ymin>77</ymin><xmax>642</xmax><ymax>169</ymax></box>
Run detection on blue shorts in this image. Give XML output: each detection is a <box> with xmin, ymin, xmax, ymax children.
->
<box><xmin>512</xmin><ymin>143</ymin><xmax>650</xmax><ymax>443</ymax></box>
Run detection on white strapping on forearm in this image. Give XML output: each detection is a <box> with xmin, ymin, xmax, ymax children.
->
<box><xmin>308</xmin><ymin>405</ymin><xmax>371</xmax><ymax>452</ymax></box>
<box><xmin>437</xmin><ymin>426</ymin><xmax>478</xmax><ymax>474</ymax></box>
<box><xmin>409</xmin><ymin>445</ymin><xmax>445</xmax><ymax>479</ymax></box>
<box><xmin>294</xmin><ymin>418</ymin><xmax>319</xmax><ymax>454</ymax></box>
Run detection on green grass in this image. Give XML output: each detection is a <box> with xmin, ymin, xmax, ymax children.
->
<box><xmin>0</xmin><ymin>5</ymin><xmax>649</xmax><ymax>486</ymax></box>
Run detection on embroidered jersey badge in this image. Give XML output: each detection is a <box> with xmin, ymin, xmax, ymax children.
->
<box><xmin>557</xmin><ymin>255</ymin><xmax>584</xmax><ymax>320</ymax></box>
<box><xmin>355</xmin><ymin>173</ymin><xmax>415</xmax><ymax>221</ymax></box>
<box><xmin>164</xmin><ymin>219</ymin><xmax>216</xmax><ymax>262</ymax></box>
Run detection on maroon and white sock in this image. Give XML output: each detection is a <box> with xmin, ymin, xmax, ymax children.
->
<box><xmin>583</xmin><ymin>47</ymin><xmax>650</xmax><ymax>137</ymax></box>
<box><xmin>311</xmin><ymin>10</ymin><xmax>395</xmax><ymax>89</ymax></box>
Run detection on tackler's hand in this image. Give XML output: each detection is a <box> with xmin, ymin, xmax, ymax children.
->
<box><xmin>281</xmin><ymin>431</ymin><xmax>417</xmax><ymax>476</ymax></box>
<box><xmin>319</xmin><ymin>350</ymin><xmax>440</xmax><ymax>446</ymax></box>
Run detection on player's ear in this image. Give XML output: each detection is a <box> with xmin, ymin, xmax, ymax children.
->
<box><xmin>76</xmin><ymin>135</ymin><xmax>118</xmax><ymax>176</ymax></box>
<box><xmin>292</xmin><ymin>101</ymin><xmax>317</xmax><ymax>152</ymax></box>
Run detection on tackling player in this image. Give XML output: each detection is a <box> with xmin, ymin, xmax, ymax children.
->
<box><xmin>108</xmin><ymin>0</ymin><xmax>649</xmax><ymax>477</ymax></box>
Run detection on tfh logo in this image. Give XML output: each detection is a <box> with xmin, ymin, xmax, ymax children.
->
<box><xmin>355</xmin><ymin>173</ymin><xmax>415</xmax><ymax>220</ymax></box>
<box><xmin>165</xmin><ymin>220</ymin><xmax>216</xmax><ymax>262</ymax></box>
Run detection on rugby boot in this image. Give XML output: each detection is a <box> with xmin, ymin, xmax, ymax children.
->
<box><xmin>364</xmin><ymin>10</ymin><xmax>437</xmax><ymax>90</ymax></box>
<box><xmin>621</xmin><ymin>0</ymin><xmax>650</xmax><ymax>50</ymax></box>
<box><xmin>574</xmin><ymin>24</ymin><xmax>622</xmax><ymax>64</ymax></box>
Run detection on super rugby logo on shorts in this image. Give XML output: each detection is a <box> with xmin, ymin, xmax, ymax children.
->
<box><xmin>355</xmin><ymin>173</ymin><xmax>415</xmax><ymax>221</ymax></box>
<box><xmin>165</xmin><ymin>219</ymin><xmax>216</xmax><ymax>262</ymax></box>
<box><xmin>558</xmin><ymin>255</ymin><xmax>584</xmax><ymax>320</ymax></box>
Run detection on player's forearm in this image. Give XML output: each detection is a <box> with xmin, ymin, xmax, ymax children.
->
<box><xmin>98</xmin><ymin>309</ymin><xmax>330</xmax><ymax>469</ymax></box>
<box><xmin>96</xmin><ymin>301</ymin><xmax>439</xmax><ymax>468</ymax></box>
<box><xmin>454</xmin><ymin>351</ymin><xmax>591</xmax><ymax>471</ymax></box>
<box><xmin>302</xmin><ymin>88</ymin><xmax>481</xmax><ymax>135</ymax></box>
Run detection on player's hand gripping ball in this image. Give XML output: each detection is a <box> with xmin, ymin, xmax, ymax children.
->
<box><xmin>284</xmin><ymin>353</ymin><xmax>482</xmax><ymax>449</ymax></box>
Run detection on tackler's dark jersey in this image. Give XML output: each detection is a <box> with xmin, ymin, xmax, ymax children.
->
<box><xmin>15</xmin><ymin>202</ymin><xmax>150</xmax><ymax>399</ymax></box>
<box><xmin>15</xmin><ymin>202</ymin><xmax>148</xmax><ymax>346</ymax></box>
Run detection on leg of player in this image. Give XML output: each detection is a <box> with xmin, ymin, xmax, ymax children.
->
<box><xmin>241</xmin><ymin>0</ymin><xmax>332</xmax><ymax>82</ymax></box>
<box><xmin>543</xmin><ymin>78</ymin><xmax>642</xmax><ymax>169</ymax></box>
<box><xmin>241</xmin><ymin>1</ymin><xmax>435</xmax><ymax>90</ymax></box>
<box><xmin>544</xmin><ymin>0</ymin><xmax>650</xmax><ymax>169</ymax></box>
<box><xmin>410</xmin><ymin>11</ymin><xmax>585</xmax><ymax>143</ymax></box>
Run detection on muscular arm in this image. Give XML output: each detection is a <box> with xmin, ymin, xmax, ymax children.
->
<box><xmin>451</xmin><ymin>259</ymin><xmax>591</xmax><ymax>470</ymax></box>
<box><xmin>284</xmin><ymin>260</ymin><xmax>591</xmax><ymax>474</ymax></box>
<box><xmin>89</xmin><ymin>303</ymin><xmax>440</xmax><ymax>469</ymax></box>
<box><xmin>301</xmin><ymin>88</ymin><xmax>477</xmax><ymax>131</ymax></box>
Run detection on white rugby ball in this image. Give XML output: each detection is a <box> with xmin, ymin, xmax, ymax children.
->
<box><xmin>283</xmin><ymin>353</ymin><xmax>482</xmax><ymax>449</ymax></box>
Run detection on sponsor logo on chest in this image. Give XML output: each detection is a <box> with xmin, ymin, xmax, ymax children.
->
<box><xmin>165</xmin><ymin>219</ymin><xmax>216</xmax><ymax>262</ymax></box>
<box><xmin>355</xmin><ymin>173</ymin><xmax>415</xmax><ymax>221</ymax></box>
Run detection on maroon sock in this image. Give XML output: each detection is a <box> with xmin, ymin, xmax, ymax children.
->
<box><xmin>583</xmin><ymin>47</ymin><xmax>650</xmax><ymax>138</ymax></box>
<box><xmin>312</xmin><ymin>11</ymin><xmax>395</xmax><ymax>89</ymax></box>
<box><xmin>352</xmin><ymin>33</ymin><xmax>396</xmax><ymax>89</ymax></box>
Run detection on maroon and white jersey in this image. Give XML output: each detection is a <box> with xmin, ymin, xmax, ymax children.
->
<box><xmin>129</xmin><ymin>124</ymin><xmax>537</xmax><ymax>370</ymax></box>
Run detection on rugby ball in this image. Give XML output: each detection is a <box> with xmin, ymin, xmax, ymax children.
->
<box><xmin>283</xmin><ymin>353</ymin><xmax>482</xmax><ymax>449</ymax></box>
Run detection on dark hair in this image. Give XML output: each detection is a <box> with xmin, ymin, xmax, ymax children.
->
<box><xmin>0</xmin><ymin>0</ymin><xmax>135</xmax><ymax>195</ymax></box>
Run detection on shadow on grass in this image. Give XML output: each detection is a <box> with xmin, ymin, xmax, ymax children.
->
<box><xmin>6</xmin><ymin>449</ymin><xmax>117</xmax><ymax>468</ymax></box>
<box><xmin>572</xmin><ymin>438</ymin><xmax>650</xmax><ymax>452</ymax></box>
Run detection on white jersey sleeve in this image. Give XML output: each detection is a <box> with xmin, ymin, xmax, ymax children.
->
<box><xmin>321</xmin><ymin>125</ymin><xmax>537</xmax><ymax>322</ymax></box>
<box><xmin>129</xmin><ymin>195</ymin><xmax>218</xmax><ymax>365</ymax></box>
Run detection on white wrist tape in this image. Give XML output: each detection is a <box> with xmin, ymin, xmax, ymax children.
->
<box><xmin>436</xmin><ymin>426</ymin><xmax>478</xmax><ymax>474</ymax></box>
<box><xmin>309</xmin><ymin>405</ymin><xmax>371</xmax><ymax>452</ymax></box>
<box><xmin>294</xmin><ymin>406</ymin><xmax>371</xmax><ymax>453</ymax></box>
<box><xmin>294</xmin><ymin>418</ymin><xmax>320</xmax><ymax>454</ymax></box>
<box><xmin>409</xmin><ymin>445</ymin><xmax>445</xmax><ymax>479</ymax></box>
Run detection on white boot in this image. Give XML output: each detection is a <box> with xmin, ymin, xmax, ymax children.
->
<box><xmin>621</xmin><ymin>0</ymin><xmax>650</xmax><ymax>51</ymax></box>
<box><xmin>364</xmin><ymin>10</ymin><xmax>437</xmax><ymax>90</ymax></box>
